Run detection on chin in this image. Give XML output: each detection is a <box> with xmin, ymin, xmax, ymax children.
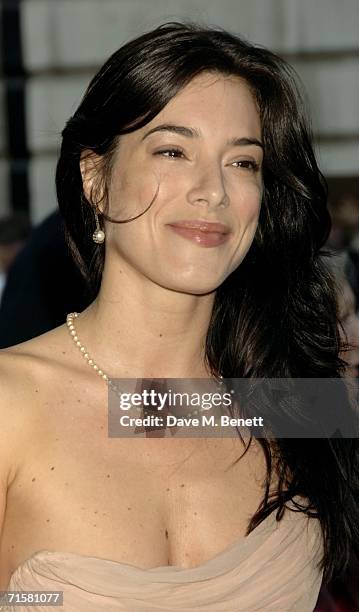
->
<box><xmin>152</xmin><ymin>270</ymin><xmax>218</xmax><ymax>294</ymax></box>
<box><xmin>151</xmin><ymin>265</ymin><xmax>231</xmax><ymax>295</ymax></box>
<box><xmin>164</xmin><ymin>277</ymin><xmax>223</xmax><ymax>296</ymax></box>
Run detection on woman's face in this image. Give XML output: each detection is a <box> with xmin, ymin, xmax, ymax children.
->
<box><xmin>339</xmin><ymin>280</ymin><xmax>359</xmax><ymax>377</ymax></box>
<box><xmin>87</xmin><ymin>71</ymin><xmax>263</xmax><ymax>294</ymax></box>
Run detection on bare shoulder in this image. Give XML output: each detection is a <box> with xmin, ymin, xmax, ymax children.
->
<box><xmin>0</xmin><ymin>324</ymin><xmax>76</xmax><ymax>479</ymax></box>
<box><xmin>0</xmin><ymin>324</ymin><xmax>71</xmax><ymax>389</ymax></box>
<box><xmin>0</xmin><ymin>321</ymin><xmax>72</xmax><ymax>362</ymax></box>
<box><xmin>0</xmin><ymin>324</ymin><xmax>78</xmax><ymax>560</ymax></box>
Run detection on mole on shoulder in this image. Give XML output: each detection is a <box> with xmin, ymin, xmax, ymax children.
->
<box><xmin>31</xmin><ymin>477</ymin><xmax>36</xmax><ymax>482</ymax></box>
<box><xmin>165</xmin><ymin>529</ymin><xmax>169</xmax><ymax>539</ymax></box>
<box><xmin>50</xmin><ymin>466</ymin><xmax>55</xmax><ymax>470</ymax></box>
<box><xmin>180</xmin><ymin>483</ymin><xmax>185</xmax><ymax>487</ymax></box>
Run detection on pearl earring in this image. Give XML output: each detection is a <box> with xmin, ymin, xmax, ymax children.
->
<box><xmin>92</xmin><ymin>209</ymin><xmax>105</xmax><ymax>244</ymax></box>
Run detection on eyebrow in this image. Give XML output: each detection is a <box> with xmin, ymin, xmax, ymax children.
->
<box><xmin>141</xmin><ymin>123</ymin><xmax>264</xmax><ymax>150</ymax></box>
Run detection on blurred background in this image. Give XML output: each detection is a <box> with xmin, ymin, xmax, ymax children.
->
<box><xmin>0</xmin><ymin>1</ymin><xmax>358</xmax><ymax>610</ymax></box>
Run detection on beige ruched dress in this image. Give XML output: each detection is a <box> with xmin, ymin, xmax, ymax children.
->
<box><xmin>6</xmin><ymin>496</ymin><xmax>324</xmax><ymax>611</ymax></box>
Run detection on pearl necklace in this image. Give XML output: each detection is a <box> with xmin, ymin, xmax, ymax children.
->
<box><xmin>66</xmin><ymin>312</ymin><xmax>224</xmax><ymax>418</ymax></box>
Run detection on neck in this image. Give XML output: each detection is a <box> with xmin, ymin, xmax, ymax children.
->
<box><xmin>72</xmin><ymin>260</ymin><xmax>216</xmax><ymax>379</ymax></box>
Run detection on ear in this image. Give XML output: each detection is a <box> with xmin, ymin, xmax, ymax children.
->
<box><xmin>80</xmin><ymin>150</ymin><xmax>105</xmax><ymax>213</ymax></box>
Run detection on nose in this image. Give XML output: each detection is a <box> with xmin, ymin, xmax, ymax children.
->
<box><xmin>186</xmin><ymin>161</ymin><xmax>229</xmax><ymax>210</ymax></box>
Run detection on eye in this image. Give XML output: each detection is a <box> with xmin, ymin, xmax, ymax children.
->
<box><xmin>231</xmin><ymin>160</ymin><xmax>260</xmax><ymax>171</ymax></box>
<box><xmin>154</xmin><ymin>148</ymin><xmax>185</xmax><ymax>159</ymax></box>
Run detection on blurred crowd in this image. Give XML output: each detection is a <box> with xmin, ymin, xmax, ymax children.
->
<box><xmin>0</xmin><ymin>213</ymin><xmax>31</xmax><ymax>303</ymax></box>
<box><xmin>0</xmin><ymin>210</ymin><xmax>89</xmax><ymax>346</ymax></box>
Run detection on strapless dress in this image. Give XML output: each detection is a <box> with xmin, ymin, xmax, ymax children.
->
<box><xmin>6</xmin><ymin>496</ymin><xmax>324</xmax><ymax>611</ymax></box>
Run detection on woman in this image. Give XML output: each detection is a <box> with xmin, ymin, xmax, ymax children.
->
<box><xmin>314</xmin><ymin>251</ymin><xmax>359</xmax><ymax>611</ymax></box>
<box><xmin>0</xmin><ymin>22</ymin><xmax>358</xmax><ymax>611</ymax></box>
<box><xmin>334</xmin><ymin>251</ymin><xmax>359</xmax><ymax>378</ymax></box>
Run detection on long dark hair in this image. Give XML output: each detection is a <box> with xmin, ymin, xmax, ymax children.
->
<box><xmin>56</xmin><ymin>21</ymin><xmax>359</xmax><ymax>584</ymax></box>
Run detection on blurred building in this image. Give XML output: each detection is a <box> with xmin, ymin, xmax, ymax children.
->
<box><xmin>0</xmin><ymin>0</ymin><xmax>358</xmax><ymax>220</ymax></box>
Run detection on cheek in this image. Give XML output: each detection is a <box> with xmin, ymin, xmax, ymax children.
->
<box><xmin>234</xmin><ymin>182</ymin><xmax>262</xmax><ymax>225</ymax></box>
<box><xmin>230</xmin><ymin>185</ymin><xmax>262</xmax><ymax>263</ymax></box>
<box><xmin>107</xmin><ymin>161</ymin><xmax>162</xmax><ymax>223</ymax></box>
<box><xmin>345</xmin><ymin>318</ymin><xmax>359</xmax><ymax>346</ymax></box>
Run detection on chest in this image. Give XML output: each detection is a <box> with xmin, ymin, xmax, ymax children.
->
<box><xmin>2</xmin><ymin>399</ymin><xmax>269</xmax><ymax>577</ymax></box>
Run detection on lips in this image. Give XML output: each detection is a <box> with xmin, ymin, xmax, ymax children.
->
<box><xmin>167</xmin><ymin>220</ymin><xmax>231</xmax><ymax>247</ymax></box>
<box><xmin>168</xmin><ymin>220</ymin><xmax>230</xmax><ymax>234</ymax></box>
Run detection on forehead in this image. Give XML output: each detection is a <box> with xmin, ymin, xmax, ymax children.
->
<box><xmin>140</xmin><ymin>72</ymin><xmax>261</xmax><ymax>138</ymax></box>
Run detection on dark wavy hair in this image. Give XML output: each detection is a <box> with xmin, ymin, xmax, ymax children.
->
<box><xmin>55</xmin><ymin>21</ymin><xmax>359</xmax><ymax>585</ymax></box>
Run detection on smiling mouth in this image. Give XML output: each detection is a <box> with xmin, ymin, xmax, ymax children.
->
<box><xmin>166</xmin><ymin>221</ymin><xmax>231</xmax><ymax>247</ymax></box>
<box><xmin>167</xmin><ymin>220</ymin><xmax>230</xmax><ymax>234</ymax></box>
